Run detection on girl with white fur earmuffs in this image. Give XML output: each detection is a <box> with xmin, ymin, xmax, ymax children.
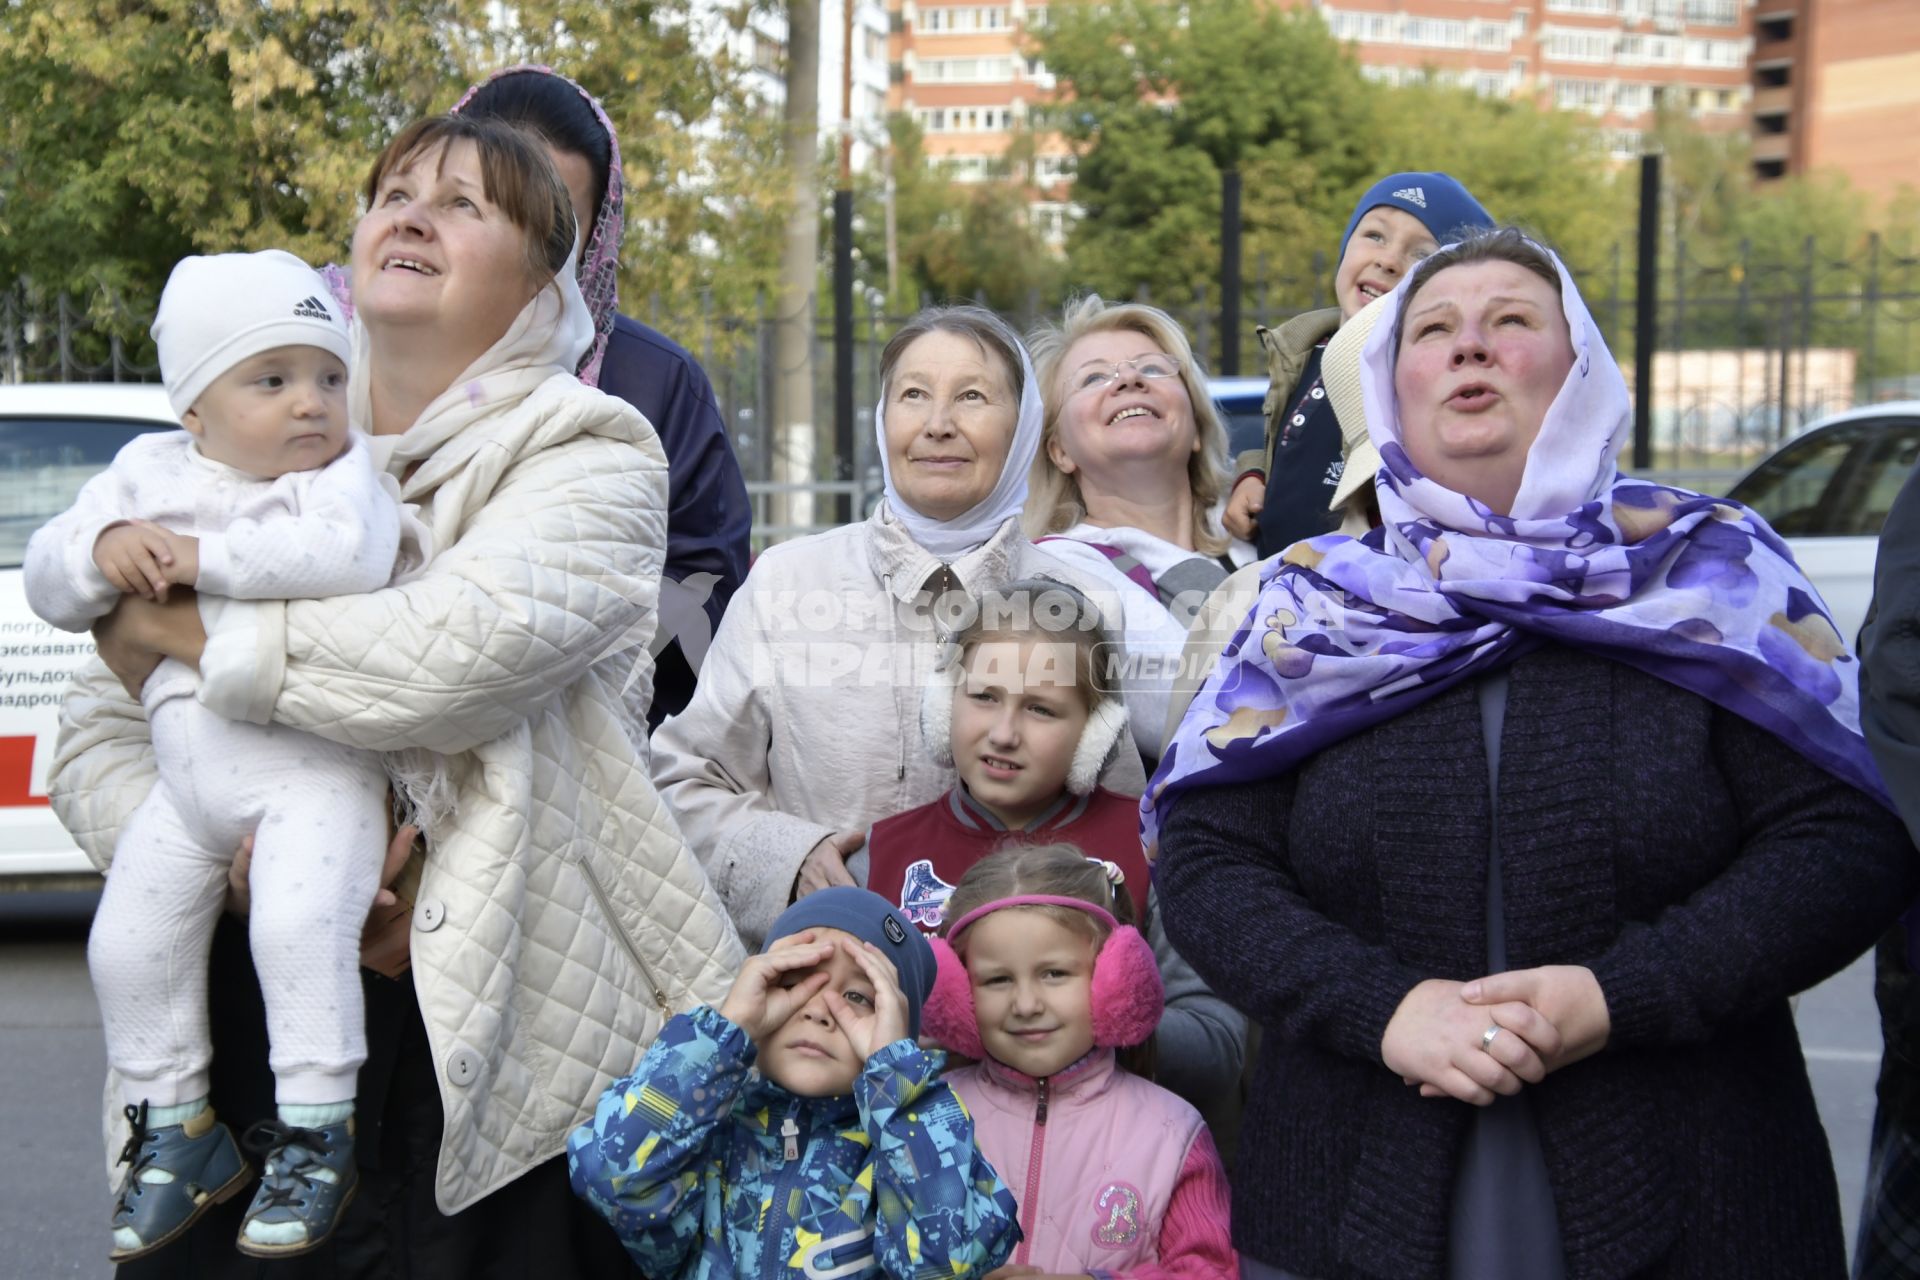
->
<box><xmin>847</xmin><ymin>578</ymin><xmax>1149</xmax><ymax>933</ymax></box>
<box><xmin>841</xmin><ymin>579</ymin><xmax>1249</xmax><ymax>1128</ymax></box>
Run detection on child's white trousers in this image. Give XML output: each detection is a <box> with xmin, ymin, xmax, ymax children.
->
<box><xmin>89</xmin><ymin>673</ymin><xmax>389</xmax><ymax>1108</ymax></box>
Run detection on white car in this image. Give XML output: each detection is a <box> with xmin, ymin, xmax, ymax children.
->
<box><xmin>0</xmin><ymin>383</ymin><xmax>179</xmax><ymax>889</ymax></box>
<box><xmin>1724</xmin><ymin>400</ymin><xmax>1920</xmax><ymax>646</ymax></box>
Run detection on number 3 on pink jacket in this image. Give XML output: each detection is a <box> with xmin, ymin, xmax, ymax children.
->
<box><xmin>946</xmin><ymin>1050</ymin><xmax>1237</xmax><ymax>1277</ymax></box>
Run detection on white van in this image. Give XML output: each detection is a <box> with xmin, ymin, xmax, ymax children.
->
<box><xmin>0</xmin><ymin>384</ymin><xmax>179</xmax><ymax>889</ymax></box>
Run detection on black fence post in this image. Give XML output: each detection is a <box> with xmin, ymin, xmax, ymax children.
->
<box><xmin>1798</xmin><ymin>235</ymin><xmax>1816</xmax><ymax>426</ymax></box>
<box><xmin>1219</xmin><ymin>169</ymin><xmax>1242</xmax><ymax>376</ymax></box>
<box><xmin>833</xmin><ymin>186</ymin><xmax>855</xmax><ymax>524</ymax></box>
<box><xmin>1633</xmin><ymin>153</ymin><xmax>1660</xmax><ymax>473</ymax></box>
<box><xmin>1865</xmin><ymin>232</ymin><xmax>1882</xmax><ymax>389</ymax></box>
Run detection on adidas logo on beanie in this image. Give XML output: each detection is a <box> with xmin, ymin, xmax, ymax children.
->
<box><xmin>152</xmin><ymin>250</ymin><xmax>352</xmax><ymax>417</ymax></box>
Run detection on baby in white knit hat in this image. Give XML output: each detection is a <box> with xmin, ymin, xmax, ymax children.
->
<box><xmin>24</xmin><ymin>249</ymin><xmax>419</xmax><ymax>1264</ymax></box>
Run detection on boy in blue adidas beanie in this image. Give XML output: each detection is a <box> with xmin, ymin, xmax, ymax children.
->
<box><xmin>1227</xmin><ymin>170</ymin><xmax>1494</xmax><ymax>555</ymax></box>
<box><xmin>568</xmin><ymin>887</ymin><xmax>1021</xmax><ymax>1277</ymax></box>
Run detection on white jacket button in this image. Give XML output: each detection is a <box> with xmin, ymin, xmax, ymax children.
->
<box><xmin>446</xmin><ymin>1049</ymin><xmax>481</xmax><ymax>1087</ymax></box>
<box><xmin>414</xmin><ymin>898</ymin><xmax>445</xmax><ymax>932</ymax></box>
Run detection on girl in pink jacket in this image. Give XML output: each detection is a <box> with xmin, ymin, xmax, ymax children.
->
<box><xmin>923</xmin><ymin>845</ymin><xmax>1237</xmax><ymax>1278</ymax></box>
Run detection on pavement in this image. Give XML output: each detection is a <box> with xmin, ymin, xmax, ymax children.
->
<box><xmin>0</xmin><ymin>891</ymin><xmax>1891</xmax><ymax>1278</ymax></box>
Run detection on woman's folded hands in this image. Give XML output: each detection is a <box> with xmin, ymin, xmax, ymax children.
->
<box><xmin>1381</xmin><ymin>966</ymin><xmax>1611</xmax><ymax>1106</ymax></box>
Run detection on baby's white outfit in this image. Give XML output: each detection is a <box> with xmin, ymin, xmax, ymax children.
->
<box><xmin>25</xmin><ymin>431</ymin><xmax>408</xmax><ymax>1107</ymax></box>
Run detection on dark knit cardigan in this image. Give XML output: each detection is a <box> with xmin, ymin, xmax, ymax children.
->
<box><xmin>1157</xmin><ymin>646</ymin><xmax>1917</xmax><ymax>1280</ymax></box>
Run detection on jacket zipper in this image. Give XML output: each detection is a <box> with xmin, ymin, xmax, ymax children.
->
<box><xmin>763</xmin><ymin>1101</ymin><xmax>805</xmax><ymax>1278</ymax></box>
<box><xmin>578</xmin><ymin>860</ymin><xmax>669</xmax><ymax>1010</ymax></box>
<box><xmin>1014</xmin><ymin>1077</ymin><xmax>1050</xmax><ymax>1267</ymax></box>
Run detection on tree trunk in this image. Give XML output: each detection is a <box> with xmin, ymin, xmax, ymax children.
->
<box><xmin>774</xmin><ymin>0</ymin><xmax>821</xmax><ymax>536</ymax></box>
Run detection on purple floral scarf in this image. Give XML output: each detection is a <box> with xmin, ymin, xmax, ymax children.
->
<box><xmin>453</xmin><ymin>65</ymin><xmax>624</xmax><ymax>387</ymax></box>
<box><xmin>1143</xmin><ymin>242</ymin><xmax>1888</xmax><ymax>852</ymax></box>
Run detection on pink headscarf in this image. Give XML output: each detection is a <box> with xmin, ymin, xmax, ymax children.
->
<box><xmin>452</xmin><ymin>65</ymin><xmax>625</xmax><ymax>387</ymax></box>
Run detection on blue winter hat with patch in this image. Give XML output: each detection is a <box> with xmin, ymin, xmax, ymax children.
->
<box><xmin>764</xmin><ymin>887</ymin><xmax>936</xmax><ymax>1037</ymax></box>
<box><xmin>1336</xmin><ymin>172</ymin><xmax>1494</xmax><ymax>265</ymax></box>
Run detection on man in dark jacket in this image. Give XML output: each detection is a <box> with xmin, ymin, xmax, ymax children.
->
<box><xmin>597</xmin><ymin>316</ymin><xmax>752</xmax><ymax>729</ymax></box>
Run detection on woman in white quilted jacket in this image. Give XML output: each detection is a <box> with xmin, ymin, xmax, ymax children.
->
<box><xmin>50</xmin><ymin>115</ymin><xmax>743</xmax><ymax>1278</ymax></box>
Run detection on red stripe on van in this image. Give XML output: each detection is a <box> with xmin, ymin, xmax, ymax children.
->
<box><xmin>0</xmin><ymin>736</ymin><xmax>50</xmax><ymax>807</ymax></box>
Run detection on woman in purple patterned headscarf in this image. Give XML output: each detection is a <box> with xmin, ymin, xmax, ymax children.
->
<box><xmin>1152</xmin><ymin>226</ymin><xmax>1917</xmax><ymax>1280</ymax></box>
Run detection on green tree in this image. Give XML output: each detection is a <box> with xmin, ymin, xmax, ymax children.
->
<box><xmin>1040</xmin><ymin>0</ymin><xmax>1380</xmax><ymax>307</ymax></box>
<box><xmin>1362</xmin><ymin>80</ymin><xmax>1626</xmax><ymax>284</ymax></box>
<box><xmin>854</xmin><ymin>115</ymin><xmax>1060</xmax><ymax>313</ymax></box>
<box><xmin>0</xmin><ymin>1</ymin><xmax>787</xmax><ymax>356</ymax></box>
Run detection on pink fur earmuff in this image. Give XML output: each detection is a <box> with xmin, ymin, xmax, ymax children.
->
<box><xmin>921</xmin><ymin>895</ymin><xmax>1163</xmax><ymax>1062</ymax></box>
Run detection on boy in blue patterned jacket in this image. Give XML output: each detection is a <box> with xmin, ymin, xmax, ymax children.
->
<box><xmin>567</xmin><ymin>887</ymin><xmax>1020</xmax><ymax>1277</ymax></box>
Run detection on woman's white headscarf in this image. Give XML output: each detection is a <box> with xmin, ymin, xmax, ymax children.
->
<box><xmin>872</xmin><ymin>335</ymin><xmax>1044</xmax><ymax>562</ymax></box>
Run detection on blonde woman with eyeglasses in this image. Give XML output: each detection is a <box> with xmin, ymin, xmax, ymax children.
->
<box><xmin>1024</xmin><ymin>297</ymin><xmax>1254</xmax><ymax>768</ymax></box>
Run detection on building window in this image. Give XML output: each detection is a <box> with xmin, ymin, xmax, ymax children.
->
<box><xmin>942</xmin><ymin>155</ymin><xmax>990</xmax><ymax>183</ymax></box>
<box><xmin>752</xmin><ymin>33</ymin><xmax>784</xmax><ymax>74</ymax></box>
<box><xmin>1544</xmin><ymin>0</ymin><xmax>1612</xmax><ymax>13</ymax></box>
<box><xmin>1475</xmin><ymin>20</ymin><xmax>1512</xmax><ymax>51</ymax></box>
<box><xmin>1683</xmin><ymin>37</ymin><xmax>1748</xmax><ymax>68</ymax></box>
<box><xmin>1614</xmin><ymin>82</ymin><xmax>1654</xmax><ymax>113</ymax></box>
<box><xmin>1031</xmin><ymin>201</ymin><xmax>1071</xmax><ymax>244</ymax></box>
<box><xmin>1402</xmin><ymin>17</ymin><xmax>1469</xmax><ymax>49</ymax></box>
<box><xmin>1360</xmin><ymin>63</ymin><xmax>1401</xmax><ymax>86</ymax></box>
<box><xmin>1323</xmin><ymin>7</ymin><xmax>1398</xmax><ymax>43</ymax></box>
<box><xmin>1544</xmin><ymin>26</ymin><xmax>1617</xmax><ymax>63</ymax></box>
<box><xmin>918</xmin><ymin>7</ymin><xmax>1010</xmax><ymax>34</ymax></box>
<box><xmin>1614</xmin><ymin>33</ymin><xmax>1679</xmax><ymax>66</ymax></box>
<box><xmin>1554</xmin><ymin>77</ymin><xmax>1610</xmax><ymax>112</ymax></box>
<box><xmin>1638</xmin><ymin>36</ymin><xmax>1680</xmax><ymax>64</ymax></box>
<box><xmin>1474</xmin><ymin>71</ymin><xmax>1511</xmax><ymax>97</ymax></box>
<box><xmin>1686</xmin><ymin>0</ymin><xmax>1739</xmax><ymax>23</ymax></box>
<box><xmin>916</xmin><ymin>56</ymin><xmax>1015</xmax><ymax>83</ymax></box>
<box><xmin>1033</xmin><ymin>153</ymin><xmax>1076</xmax><ymax>182</ymax></box>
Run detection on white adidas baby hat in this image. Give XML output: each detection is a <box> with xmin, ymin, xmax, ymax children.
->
<box><xmin>151</xmin><ymin>250</ymin><xmax>351</xmax><ymax>417</ymax></box>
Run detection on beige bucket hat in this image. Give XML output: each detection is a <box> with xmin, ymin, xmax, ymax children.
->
<box><xmin>1324</xmin><ymin>290</ymin><xmax>1395</xmax><ymax>514</ymax></box>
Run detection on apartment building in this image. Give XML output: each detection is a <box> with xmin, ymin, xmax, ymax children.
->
<box><xmin>1750</xmin><ymin>0</ymin><xmax>1920</xmax><ymax>197</ymax></box>
<box><xmin>885</xmin><ymin>0</ymin><xmax>1759</xmax><ymax>248</ymax></box>
<box><xmin>1307</xmin><ymin>0</ymin><xmax>1754</xmax><ymax>160</ymax></box>
<box><xmin>885</xmin><ymin>2</ymin><xmax>1075</xmax><ymax>242</ymax></box>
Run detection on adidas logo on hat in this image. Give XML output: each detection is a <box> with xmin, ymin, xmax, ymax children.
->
<box><xmin>292</xmin><ymin>295</ymin><xmax>333</xmax><ymax>321</ymax></box>
<box><xmin>1391</xmin><ymin>186</ymin><xmax>1428</xmax><ymax>208</ymax></box>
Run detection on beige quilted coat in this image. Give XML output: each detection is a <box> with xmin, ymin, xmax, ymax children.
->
<box><xmin>50</xmin><ymin>285</ymin><xmax>744</xmax><ymax>1213</ymax></box>
<box><xmin>651</xmin><ymin>503</ymin><xmax>1147</xmax><ymax>946</ymax></box>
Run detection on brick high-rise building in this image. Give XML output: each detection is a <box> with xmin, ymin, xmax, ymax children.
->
<box><xmin>1309</xmin><ymin>0</ymin><xmax>1753</xmax><ymax>159</ymax></box>
<box><xmin>1750</xmin><ymin>0</ymin><xmax>1920</xmax><ymax>198</ymax></box>
<box><xmin>886</xmin><ymin>2</ymin><xmax>1074</xmax><ymax>242</ymax></box>
<box><xmin>886</xmin><ymin>0</ymin><xmax>1761</xmax><ymax>246</ymax></box>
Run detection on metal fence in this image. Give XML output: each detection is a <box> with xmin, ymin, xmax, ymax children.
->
<box><xmin>12</xmin><ymin>231</ymin><xmax>1920</xmax><ymax>542</ymax></box>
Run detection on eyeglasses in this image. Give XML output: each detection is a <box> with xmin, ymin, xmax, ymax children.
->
<box><xmin>1068</xmin><ymin>352</ymin><xmax>1184</xmax><ymax>393</ymax></box>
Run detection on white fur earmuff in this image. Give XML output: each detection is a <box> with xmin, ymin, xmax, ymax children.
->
<box><xmin>920</xmin><ymin>659</ymin><xmax>962</xmax><ymax>767</ymax></box>
<box><xmin>1066</xmin><ymin>695</ymin><xmax>1128</xmax><ymax>795</ymax></box>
